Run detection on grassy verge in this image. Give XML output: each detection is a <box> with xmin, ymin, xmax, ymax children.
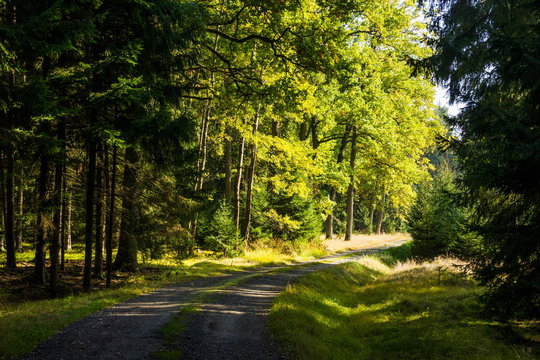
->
<box><xmin>269</xmin><ymin>243</ymin><xmax>539</xmax><ymax>360</ymax></box>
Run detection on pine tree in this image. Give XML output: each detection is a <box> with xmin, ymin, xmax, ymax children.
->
<box><xmin>428</xmin><ymin>0</ymin><xmax>540</xmax><ymax>318</ymax></box>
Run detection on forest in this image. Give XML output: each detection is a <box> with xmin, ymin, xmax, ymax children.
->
<box><xmin>1</xmin><ymin>0</ymin><xmax>539</xmax><ymax>354</ymax></box>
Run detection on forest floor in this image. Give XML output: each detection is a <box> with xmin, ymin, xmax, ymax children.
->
<box><xmin>9</xmin><ymin>237</ymin><xmax>408</xmax><ymax>360</ymax></box>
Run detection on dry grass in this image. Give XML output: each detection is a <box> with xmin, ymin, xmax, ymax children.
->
<box><xmin>323</xmin><ymin>233</ymin><xmax>409</xmax><ymax>252</ymax></box>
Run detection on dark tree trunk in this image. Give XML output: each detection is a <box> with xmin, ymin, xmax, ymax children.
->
<box><xmin>106</xmin><ymin>146</ymin><xmax>118</xmax><ymax>287</ymax></box>
<box><xmin>83</xmin><ymin>144</ymin><xmax>96</xmax><ymax>290</ymax></box>
<box><xmin>0</xmin><ymin>149</ymin><xmax>6</xmax><ymax>253</ymax></box>
<box><xmin>50</xmin><ymin>124</ymin><xmax>64</xmax><ymax>294</ymax></box>
<box><xmin>325</xmin><ymin>125</ymin><xmax>350</xmax><ymax>239</ymax></box>
<box><xmin>369</xmin><ymin>206</ymin><xmax>375</xmax><ymax>232</ymax></box>
<box><xmin>311</xmin><ymin>117</ymin><xmax>320</xmax><ymax>149</ymax></box>
<box><xmin>35</xmin><ymin>56</ymin><xmax>51</xmax><ymax>283</ymax></box>
<box><xmin>4</xmin><ymin>144</ymin><xmax>16</xmax><ymax>268</ymax></box>
<box><xmin>94</xmin><ymin>145</ymin><xmax>104</xmax><ymax>278</ymax></box>
<box><xmin>66</xmin><ymin>194</ymin><xmax>72</xmax><ymax>251</ymax></box>
<box><xmin>114</xmin><ymin>146</ymin><xmax>139</xmax><ymax>272</ymax></box>
<box><xmin>376</xmin><ymin>192</ymin><xmax>386</xmax><ymax>235</ymax></box>
<box><xmin>16</xmin><ymin>164</ymin><xmax>23</xmax><ymax>251</ymax></box>
<box><xmin>345</xmin><ymin>126</ymin><xmax>358</xmax><ymax>241</ymax></box>
<box><xmin>234</xmin><ymin>136</ymin><xmax>245</xmax><ymax>231</ymax></box>
<box><xmin>35</xmin><ymin>157</ymin><xmax>49</xmax><ymax>284</ymax></box>
<box><xmin>299</xmin><ymin>121</ymin><xmax>308</xmax><ymax>141</ymax></box>
<box><xmin>243</xmin><ymin>106</ymin><xmax>260</xmax><ymax>243</ymax></box>
<box><xmin>60</xmin><ymin>164</ymin><xmax>67</xmax><ymax>272</ymax></box>
<box><xmin>195</xmin><ymin>101</ymin><xmax>211</xmax><ymax>192</ymax></box>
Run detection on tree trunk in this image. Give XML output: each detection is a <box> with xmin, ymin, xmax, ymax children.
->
<box><xmin>272</xmin><ymin>121</ymin><xmax>279</xmax><ymax>137</ymax></box>
<box><xmin>106</xmin><ymin>146</ymin><xmax>118</xmax><ymax>287</ymax></box>
<box><xmin>83</xmin><ymin>143</ymin><xmax>96</xmax><ymax>290</ymax></box>
<box><xmin>345</xmin><ymin>126</ymin><xmax>358</xmax><ymax>241</ymax></box>
<box><xmin>16</xmin><ymin>164</ymin><xmax>23</xmax><ymax>251</ymax></box>
<box><xmin>94</xmin><ymin>145</ymin><xmax>104</xmax><ymax>278</ymax></box>
<box><xmin>224</xmin><ymin>135</ymin><xmax>232</xmax><ymax>204</ymax></box>
<box><xmin>195</xmin><ymin>101</ymin><xmax>211</xmax><ymax>192</ymax></box>
<box><xmin>114</xmin><ymin>146</ymin><xmax>139</xmax><ymax>272</ymax></box>
<box><xmin>311</xmin><ymin>117</ymin><xmax>320</xmax><ymax>149</ymax></box>
<box><xmin>65</xmin><ymin>194</ymin><xmax>72</xmax><ymax>251</ymax></box>
<box><xmin>60</xmin><ymin>164</ymin><xmax>67</xmax><ymax>272</ymax></box>
<box><xmin>234</xmin><ymin>135</ymin><xmax>245</xmax><ymax>231</ymax></box>
<box><xmin>369</xmin><ymin>206</ymin><xmax>375</xmax><ymax>233</ymax></box>
<box><xmin>50</xmin><ymin>123</ymin><xmax>64</xmax><ymax>294</ymax></box>
<box><xmin>376</xmin><ymin>192</ymin><xmax>386</xmax><ymax>235</ymax></box>
<box><xmin>34</xmin><ymin>157</ymin><xmax>49</xmax><ymax>284</ymax></box>
<box><xmin>0</xmin><ymin>149</ymin><xmax>6</xmax><ymax>253</ymax></box>
<box><xmin>243</xmin><ymin>105</ymin><xmax>261</xmax><ymax>243</ymax></box>
<box><xmin>299</xmin><ymin>121</ymin><xmax>308</xmax><ymax>141</ymax></box>
<box><xmin>325</xmin><ymin>125</ymin><xmax>351</xmax><ymax>239</ymax></box>
<box><xmin>4</xmin><ymin>145</ymin><xmax>16</xmax><ymax>268</ymax></box>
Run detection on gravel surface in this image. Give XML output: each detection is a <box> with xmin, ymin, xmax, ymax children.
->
<box><xmin>20</xmin><ymin>240</ymin><xmax>407</xmax><ymax>360</ymax></box>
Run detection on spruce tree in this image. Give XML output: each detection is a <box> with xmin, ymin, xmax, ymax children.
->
<box><xmin>428</xmin><ymin>0</ymin><xmax>540</xmax><ymax>318</ymax></box>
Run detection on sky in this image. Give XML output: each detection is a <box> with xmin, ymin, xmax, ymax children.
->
<box><xmin>434</xmin><ymin>86</ymin><xmax>464</xmax><ymax>117</ymax></box>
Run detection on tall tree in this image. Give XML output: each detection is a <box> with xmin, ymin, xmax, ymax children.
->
<box><xmin>427</xmin><ymin>0</ymin><xmax>540</xmax><ymax>319</ymax></box>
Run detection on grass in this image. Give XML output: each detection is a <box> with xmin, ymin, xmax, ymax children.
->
<box><xmin>269</xmin><ymin>244</ymin><xmax>539</xmax><ymax>360</ymax></box>
<box><xmin>242</xmin><ymin>238</ymin><xmax>328</xmax><ymax>265</ymax></box>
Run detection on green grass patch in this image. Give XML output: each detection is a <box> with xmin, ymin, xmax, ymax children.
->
<box><xmin>269</xmin><ymin>245</ymin><xmax>539</xmax><ymax>360</ymax></box>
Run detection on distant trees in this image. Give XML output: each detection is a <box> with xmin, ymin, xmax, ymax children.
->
<box><xmin>427</xmin><ymin>0</ymin><xmax>540</xmax><ymax>319</ymax></box>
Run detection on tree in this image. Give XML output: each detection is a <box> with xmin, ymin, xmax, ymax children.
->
<box><xmin>427</xmin><ymin>0</ymin><xmax>540</xmax><ymax>318</ymax></box>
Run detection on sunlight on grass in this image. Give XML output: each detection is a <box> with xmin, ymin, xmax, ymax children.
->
<box><xmin>269</xmin><ymin>246</ymin><xmax>539</xmax><ymax>360</ymax></box>
<box><xmin>323</xmin><ymin>232</ymin><xmax>409</xmax><ymax>252</ymax></box>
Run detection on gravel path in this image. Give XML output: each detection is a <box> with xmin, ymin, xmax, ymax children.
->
<box><xmin>21</xmin><ymin>240</ymin><xmax>407</xmax><ymax>360</ymax></box>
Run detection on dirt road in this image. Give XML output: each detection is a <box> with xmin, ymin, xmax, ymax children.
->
<box><xmin>21</xmin><ymin>239</ymin><xmax>407</xmax><ymax>360</ymax></box>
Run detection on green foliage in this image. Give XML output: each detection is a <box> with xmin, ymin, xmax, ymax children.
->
<box><xmin>204</xmin><ymin>201</ymin><xmax>242</xmax><ymax>257</ymax></box>
<box><xmin>408</xmin><ymin>164</ymin><xmax>477</xmax><ymax>259</ymax></box>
